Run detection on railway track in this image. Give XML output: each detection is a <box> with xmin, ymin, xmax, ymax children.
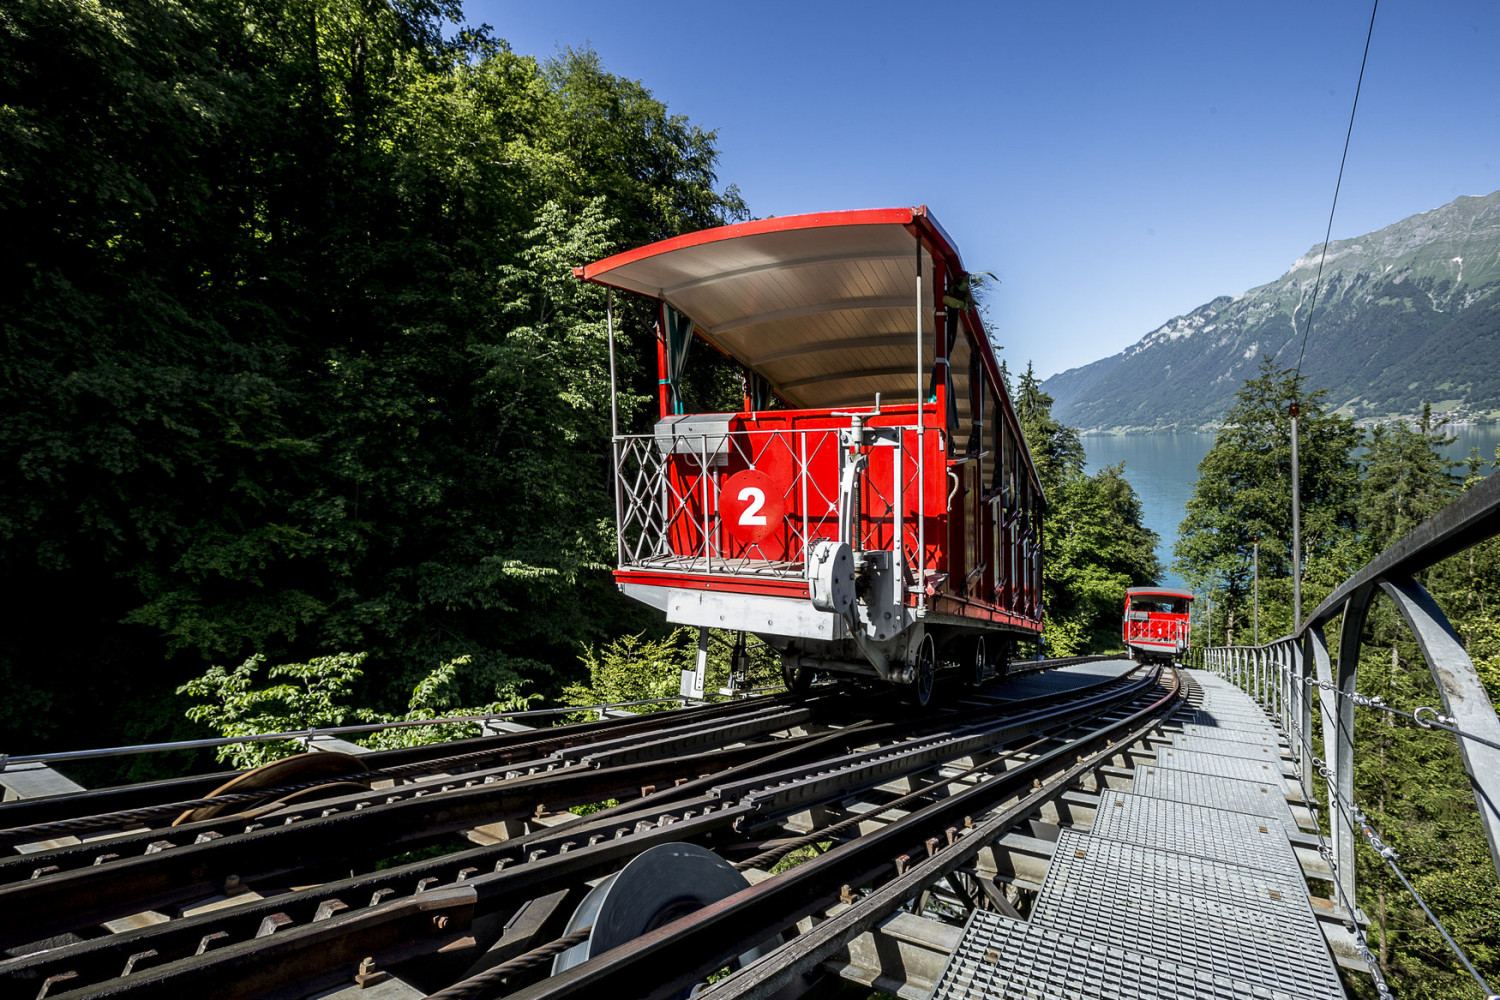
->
<box><xmin>0</xmin><ymin>661</ymin><xmax>1183</xmax><ymax>1000</ymax></box>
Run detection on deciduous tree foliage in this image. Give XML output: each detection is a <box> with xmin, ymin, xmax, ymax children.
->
<box><xmin>1177</xmin><ymin>364</ymin><xmax>1499</xmax><ymax>997</ymax></box>
<box><xmin>1174</xmin><ymin>355</ymin><xmax>1362</xmax><ymax>643</ymax></box>
<box><xmin>1009</xmin><ymin>363</ymin><xmax>1161</xmax><ymax>652</ymax></box>
<box><xmin>0</xmin><ymin>0</ymin><xmax>745</xmax><ymax>760</ymax></box>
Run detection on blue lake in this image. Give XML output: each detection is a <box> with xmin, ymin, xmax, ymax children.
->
<box><xmin>1081</xmin><ymin>425</ymin><xmax>1500</xmax><ymax>591</ymax></box>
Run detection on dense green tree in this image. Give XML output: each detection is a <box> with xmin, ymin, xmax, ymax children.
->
<box><xmin>1044</xmin><ymin>463</ymin><xmax>1163</xmax><ymax>652</ymax></box>
<box><xmin>0</xmin><ymin>0</ymin><xmax>746</xmax><ymax>765</ymax></box>
<box><xmin>1359</xmin><ymin>405</ymin><xmax>1460</xmax><ymax>558</ymax></box>
<box><xmin>1174</xmin><ymin>355</ymin><xmax>1361</xmax><ymax>643</ymax></box>
<box><xmin>1011</xmin><ymin>363</ymin><xmax>1159</xmax><ymax>652</ymax></box>
<box><xmin>1013</xmin><ymin>362</ymin><xmax>1084</xmax><ymax>492</ymax></box>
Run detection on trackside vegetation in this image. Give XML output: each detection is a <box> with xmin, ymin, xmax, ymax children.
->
<box><xmin>1176</xmin><ymin>355</ymin><xmax>1500</xmax><ymax>998</ymax></box>
<box><xmin>2</xmin><ymin>0</ymin><xmax>1162</xmax><ymax>772</ymax></box>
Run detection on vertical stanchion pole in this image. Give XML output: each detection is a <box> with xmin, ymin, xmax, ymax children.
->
<box><xmin>607</xmin><ymin>290</ymin><xmax>625</xmax><ymax>568</ymax></box>
<box><xmin>701</xmin><ymin>435</ymin><xmax>711</xmax><ymax>572</ymax></box>
<box><xmin>1279</xmin><ymin>645</ymin><xmax>1289</xmax><ymax>725</ymax></box>
<box><xmin>800</xmin><ymin>433</ymin><xmax>810</xmax><ymax>562</ymax></box>
<box><xmin>1297</xmin><ymin>634</ymin><xmax>1314</xmax><ymax>786</ymax></box>
<box><xmin>1291</xmin><ymin>403</ymin><xmax>1302</xmax><ymax>629</ymax></box>
<box><xmin>914</xmin><ymin>238</ymin><xmax>925</xmax><ymax>614</ymax></box>
<box><xmin>1253</xmin><ymin>538</ymin><xmax>1260</xmax><ymax>647</ymax></box>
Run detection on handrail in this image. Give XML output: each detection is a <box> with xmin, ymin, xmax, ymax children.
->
<box><xmin>1298</xmin><ymin>469</ymin><xmax>1500</xmax><ymax>635</ymax></box>
<box><xmin>1200</xmin><ymin>474</ymin><xmax>1500</xmax><ymax>997</ymax></box>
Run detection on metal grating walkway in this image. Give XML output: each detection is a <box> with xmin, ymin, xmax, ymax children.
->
<box><xmin>1129</xmin><ymin>766</ymin><xmax>1297</xmax><ymax>828</ymax></box>
<box><xmin>926</xmin><ymin>910</ymin><xmax>1304</xmax><ymax>1000</ymax></box>
<box><xmin>929</xmin><ymin>669</ymin><xmax>1345</xmax><ymax>1000</ymax></box>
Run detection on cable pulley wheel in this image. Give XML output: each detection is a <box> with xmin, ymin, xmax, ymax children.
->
<box><xmin>551</xmin><ymin>842</ymin><xmax>781</xmax><ymax>997</ymax></box>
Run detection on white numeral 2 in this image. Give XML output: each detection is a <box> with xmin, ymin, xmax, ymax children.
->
<box><xmin>738</xmin><ymin>486</ymin><xmax>767</xmax><ymax>526</ymax></box>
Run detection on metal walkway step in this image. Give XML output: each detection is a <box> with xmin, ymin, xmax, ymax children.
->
<box><xmin>1129</xmin><ymin>764</ymin><xmax>1297</xmax><ymax>828</ymax></box>
<box><xmin>928</xmin><ymin>910</ymin><xmax>1306</xmax><ymax>1000</ymax></box>
<box><xmin>928</xmin><ymin>668</ymin><xmax>1346</xmax><ymax>1000</ymax></box>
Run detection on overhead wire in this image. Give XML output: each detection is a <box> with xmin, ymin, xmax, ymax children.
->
<box><xmin>1293</xmin><ymin>0</ymin><xmax>1380</xmax><ymax>377</ymax></box>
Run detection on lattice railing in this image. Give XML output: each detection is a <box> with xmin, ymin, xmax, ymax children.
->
<box><xmin>612</xmin><ymin>425</ymin><xmax>924</xmax><ymax>584</ymax></box>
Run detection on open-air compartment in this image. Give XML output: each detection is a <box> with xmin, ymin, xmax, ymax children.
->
<box><xmin>577</xmin><ymin>207</ymin><xmax>1045</xmax><ymax>702</ymax></box>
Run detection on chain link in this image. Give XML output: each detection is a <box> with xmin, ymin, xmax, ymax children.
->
<box><xmin>1301</xmin><ymin>675</ymin><xmax>1500</xmax><ymax>752</ymax></box>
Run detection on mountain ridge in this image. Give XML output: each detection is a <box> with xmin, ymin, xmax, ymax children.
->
<box><xmin>1042</xmin><ymin>190</ymin><xmax>1500</xmax><ymax>431</ymax></box>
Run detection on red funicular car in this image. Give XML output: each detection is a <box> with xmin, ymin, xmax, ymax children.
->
<box><xmin>576</xmin><ymin>208</ymin><xmax>1044</xmax><ymax>705</ymax></box>
<box><xmin>1122</xmin><ymin>587</ymin><xmax>1194</xmax><ymax>664</ymax></box>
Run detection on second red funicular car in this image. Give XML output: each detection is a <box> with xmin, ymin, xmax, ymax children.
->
<box><xmin>575</xmin><ymin>207</ymin><xmax>1044</xmax><ymax>705</ymax></box>
<box><xmin>1122</xmin><ymin>587</ymin><xmax>1194</xmax><ymax>664</ymax></box>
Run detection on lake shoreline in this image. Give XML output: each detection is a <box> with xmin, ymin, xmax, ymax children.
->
<box><xmin>1080</xmin><ymin>426</ymin><xmax>1500</xmax><ymax>592</ymax></box>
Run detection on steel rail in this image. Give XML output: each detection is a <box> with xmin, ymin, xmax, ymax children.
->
<box><xmin>506</xmin><ymin>670</ymin><xmax>1176</xmax><ymax>1000</ymax></box>
<box><xmin>0</xmin><ymin>667</ymin><xmax>1150</xmax><ymax>998</ymax></box>
<box><xmin>0</xmin><ymin>703</ymin><xmax>817</xmax><ymax>874</ymax></box>
<box><xmin>0</xmin><ymin>694</ymin><xmax>811</xmax><ymax>837</ymax></box>
<box><xmin>0</xmin><ymin>738</ymin><xmax>810</xmax><ymax>950</ymax></box>
<box><xmin>0</xmin><ymin>716</ymin><xmax>916</xmax><ymax>993</ymax></box>
<box><xmin>1</xmin><ymin>726</ymin><xmax>894</xmax><ymax>999</ymax></box>
<box><xmin>698</xmin><ymin>669</ymin><xmax>1183</xmax><ymax>1000</ymax></box>
<box><xmin>2</xmin><ymin>665</ymin><xmax>1133</xmax><ymax>879</ymax></box>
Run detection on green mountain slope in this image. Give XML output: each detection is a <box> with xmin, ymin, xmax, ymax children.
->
<box><xmin>1043</xmin><ymin>191</ymin><xmax>1500</xmax><ymax>430</ymax></box>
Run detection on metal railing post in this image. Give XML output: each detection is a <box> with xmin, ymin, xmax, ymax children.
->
<box><xmin>1294</xmin><ymin>636</ymin><xmax>1312</xmax><ymax>785</ymax></box>
<box><xmin>1279</xmin><ymin>644</ymin><xmax>1290</xmax><ymax>731</ymax></box>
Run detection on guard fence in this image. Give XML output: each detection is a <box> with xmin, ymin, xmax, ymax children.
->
<box><xmin>1201</xmin><ymin>471</ymin><xmax>1500</xmax><ymax>998</ymax></box>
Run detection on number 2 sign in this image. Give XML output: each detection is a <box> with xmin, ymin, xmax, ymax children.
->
<box><xmin>721</xmin><ymin>469</ymin><xmax>783</xmax><ymax>544</ymax></box>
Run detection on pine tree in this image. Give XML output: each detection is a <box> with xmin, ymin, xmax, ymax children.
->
<box><xmin>1173</xmin><ymin>355</ymin><xmax>1360</xmax><ymax>643</ymax></box>
<box><xmin>1012</xmin><ymin>362</ymin><xmax>1158</xmax><ymax>651</ymax></box>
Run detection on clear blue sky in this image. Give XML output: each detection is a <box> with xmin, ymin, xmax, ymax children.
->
<box><xmin>466</xmin><ymin>0</ymin><xmax>1500</xmax><ymax>380</ymax></box>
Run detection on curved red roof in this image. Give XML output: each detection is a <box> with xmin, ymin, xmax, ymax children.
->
<box><xmin>575</xmin><ymin>207</ymin><xmax>986</xmax><ymax>413</ymax></box>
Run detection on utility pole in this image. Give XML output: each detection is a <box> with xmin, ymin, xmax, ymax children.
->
<box><xmin>1290</xmin><ymin>401</ymin><xmax>1302</xmax><ymax>630</ymax></box>
<box><xmin>1253</xmin><ymin>538</ymin><xmax>1260</xmax><ymax>647</ymax></box>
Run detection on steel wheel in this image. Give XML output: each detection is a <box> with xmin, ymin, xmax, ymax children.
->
<box><xmin>907</xmin><ymin>633</ymin><xmax>936</xmax><ymax>707</ymax></box>
<box><xmin>551</xmin><ymin>843</ymin><xmax>780</xmax><ymax>997</ymax></box>
<box><xmin>969</xmin><ymin>635</ymin><xmax>988</xmax><ymax>688</ymax></box>
<box><xmin>782</xmin><ymin>657</ymin><xmax>812</xmax><ymax>694</ymax></box>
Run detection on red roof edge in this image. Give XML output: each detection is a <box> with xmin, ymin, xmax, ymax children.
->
<box><xmin>579</xmin><ymin>207</ymin><xmax>923</xmax><ymax>284</ymax></box>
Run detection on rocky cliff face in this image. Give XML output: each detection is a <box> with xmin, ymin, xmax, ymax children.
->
<box><xmin>1043</xmin><ymin>191</ymin><xmax>1500</xmax><ymax>430</ymax></box>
